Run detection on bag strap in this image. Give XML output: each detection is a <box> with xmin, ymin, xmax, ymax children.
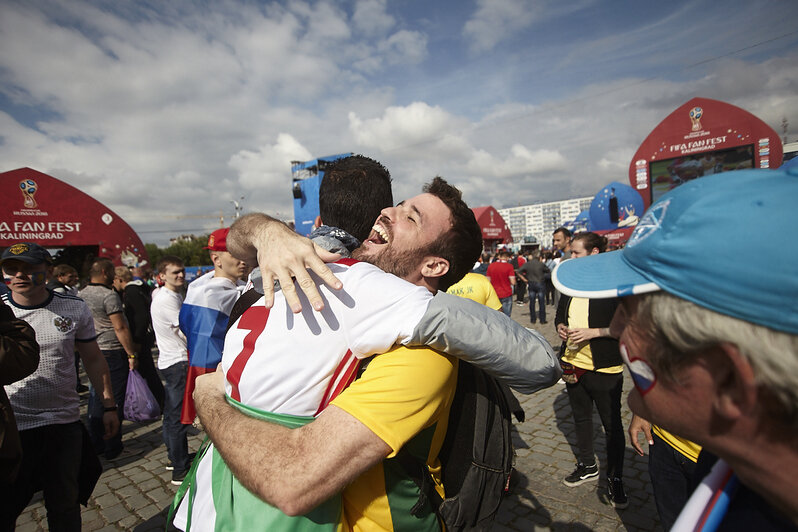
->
<box><xmin>395</xmin><ymin>447</ymin><xmax>443</xmax><ymax>518</ymax></box>
<box><xmin>225</xmin><ymin>288</ymin><xmax>262</xmax><ymax>332</ymax></box>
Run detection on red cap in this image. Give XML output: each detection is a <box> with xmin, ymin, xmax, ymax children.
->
<box><xmin>204</xmin><ymin>228</ymin><xmax>229</xmax><ymax>251</ymax></box>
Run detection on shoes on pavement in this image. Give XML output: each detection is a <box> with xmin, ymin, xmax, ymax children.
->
<box><xmin>171</xmin><ymin>469</ymin><xmax>188</xmax><ymax>486</ymax></box>
<box><xmin>563</xmin><ymin>462</ymin><xmax>599</xmax><ymax>487</ymax></box>
<box><xmin>540</xmin><ymin>321</ymin><xmax>547</xmax><ymax>324</ymax></box>
<box><xmin>608</xmin><ymin>477</ymin><xmax>629</xmax><ymax>509</ymax></box>
<box><xmin>166</xmin><ymin>452</ymin><xmax>197</xmax><ymax>471</ymax></box>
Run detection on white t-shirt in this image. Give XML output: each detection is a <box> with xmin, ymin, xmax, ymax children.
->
<box><xmin>151</xmin><ymin>287</ymin><xmax>188</xmax><ymax>369</ymax></box>
<box><xmin>3</xmin><ymin>291</ymin><xmax>96</xmax><ymax>430</ymax></box>
<box><xmin>175</xmin><ymin>259</ymin><xmax>434</xmax><ymax>530</ymax></box>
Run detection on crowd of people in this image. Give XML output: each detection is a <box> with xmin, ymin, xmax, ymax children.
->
<box><xmin>0</xmin><ymin>154</ymin><xmax>796</xmax><ymax>531</ymax></box>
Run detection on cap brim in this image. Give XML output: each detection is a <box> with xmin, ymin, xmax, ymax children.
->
<box><xmin>0</xmin><ymin>255</ymin><xmax>48</xmax><ymax>266</ymax></box>
<box><xmin>552</xmin><ymin>250</ymin><xmax>660</xmax><ymax>299</ymax></box>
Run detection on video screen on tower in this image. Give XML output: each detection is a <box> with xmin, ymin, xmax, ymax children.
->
<box><xmin>648</xmin><ymin>144</ymin><xmax>754</xmax><ymax>203</ymax></box>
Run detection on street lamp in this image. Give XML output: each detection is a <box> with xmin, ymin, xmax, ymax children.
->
<box><xmin>230</xmin><ymin>196</ymin><xmax>245</xmax><ymax>219</ymax></box>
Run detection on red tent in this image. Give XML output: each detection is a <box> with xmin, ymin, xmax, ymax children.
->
<box><xmin>1</xmin><ymin>167</ymin><xmax>148</xmax><ymax>267</ymax></box>
<box><xmin>472</xmin><ymin>206</ymin><xmax>512</xmax><ymax>247</ymax></box>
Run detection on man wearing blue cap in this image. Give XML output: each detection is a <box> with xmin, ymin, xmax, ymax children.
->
<box><xmin>0</xmin><ymin>242</ymin><xmax>119</xmax><ymax>531</ymax></box>
<box><xmin>552</xmin><ymin>168</ymin><xmax>798</xmax><ymax>529</ymax></box>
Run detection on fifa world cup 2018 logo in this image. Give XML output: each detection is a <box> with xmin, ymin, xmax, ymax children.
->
<box><xmin>689</xmin><ymin>106</ymin><xmax>703</xmax><ymax>132</ymax></box>
<box><xmin>19</xmin><ymin>179</ymin><xmax>38</xmax><ymax>209</ymax></box>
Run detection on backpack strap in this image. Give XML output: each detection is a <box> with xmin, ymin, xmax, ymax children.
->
<box><xmin>225</xmin><ymin>288</ymin><xmax>263</xmax><ymax>332</ymax></box>
<box><xmin>395</xmin><ymin>448</ymin><xmax>444</xmax><ymax>518</ymax></box>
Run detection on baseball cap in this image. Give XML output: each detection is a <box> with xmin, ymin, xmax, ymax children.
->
<box><xmin>204</xmin><ymin>228</ymin><xmax>229</xmax><ymax>251</ymax></box>
<box><xmin>1</xmin><ymin>242</ymin><xmax>53</xmax><ymax>266</ymax></box>
<box><xmin>553</xmin><ymin>167</ymin><xmax>798</xmax><ymax>334</ymax></box>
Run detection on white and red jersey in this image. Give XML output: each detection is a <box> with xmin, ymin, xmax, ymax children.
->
<box><xmin>175</xmin><ymin>258</ymin><xmax>434</xmax><ymax>531</ymax></box>
<box><xmin>222</xmin><ymin>258</ymin><xmax>433</xmax><ymax>416</ymax></box>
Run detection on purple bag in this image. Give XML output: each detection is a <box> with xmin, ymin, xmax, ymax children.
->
<box><xmin>123</xmin><ymin>370</ymin><xmax>161</xmax><ymax>422</ymax></box>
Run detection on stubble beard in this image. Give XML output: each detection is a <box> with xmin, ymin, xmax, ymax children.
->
<box><xmin>352</xmin><ymin>243</ymin><xmax>426</xmax><ymax>281</ymax></box>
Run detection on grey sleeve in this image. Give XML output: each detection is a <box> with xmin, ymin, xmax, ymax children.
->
<box><xmin>406</xmin><ymin>291</ymin><xmax>562</xmax><ymax>394</ymax></box>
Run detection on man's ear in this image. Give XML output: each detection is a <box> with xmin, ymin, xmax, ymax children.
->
<box><xmin>313</xmin><ymin>216</ymin><xmax>322</xmax><ymax>230</ymax></box>
<box><xmin>421</xmin><ymin>256</ymin><xmax>449</xmax><ymax>279</ymax></box>
<box><xmin>210</xmin><ymin>251</ymin><xmax>221</xmax><ymax>268</ymax></box>
<box><xmin>710</xmin><ymin>343</ymin><xmax>758</xmax><ymax>421</ymax></box>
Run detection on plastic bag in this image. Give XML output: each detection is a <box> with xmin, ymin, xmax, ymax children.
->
<box><xmin>124</xmin><ymin>370</ymin><xmax>161</xmax><ymax>422</ymax></box>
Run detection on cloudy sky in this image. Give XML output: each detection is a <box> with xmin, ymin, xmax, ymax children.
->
<box><xmin>2</xmin><ymin>0</ymin><xmax>797</xmax><ymax>245</ymax></box>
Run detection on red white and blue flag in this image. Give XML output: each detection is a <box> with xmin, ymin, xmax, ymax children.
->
<box><xmin>178</xmin><ymin>271</ymin><xmax>244</xmax><ymax>423</ymax></box>
<box><xmin>671</xmin><ymin>458</ymin><xmax>738</xmax><ymax>532</ymax></box>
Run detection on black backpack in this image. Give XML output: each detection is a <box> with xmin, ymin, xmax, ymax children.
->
<box><xmin>395</xmin><ymin>360</ymin><xmax>522</xmax><ymax>531</ymax></box>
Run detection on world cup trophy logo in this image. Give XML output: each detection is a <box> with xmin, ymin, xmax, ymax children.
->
<box><xmin>689</xmin><ymin>106</ymin><xmax>703</xmax><ymax>131</ymax></box>
<box><xmin>19</xmin><ymin>179</ymin><xmax>38</xmax><ymax>209</ymax></box>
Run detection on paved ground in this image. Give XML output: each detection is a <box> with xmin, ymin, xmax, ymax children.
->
<box><xmin>15</xmin><ymin>299</ymin><xmax>662</xmax><ymax>531</ymax></box>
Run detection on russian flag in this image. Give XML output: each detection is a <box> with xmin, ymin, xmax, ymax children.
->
<box><xmin>671</xmin><ymin>458</ymin><xmax>738</xmax><ymax>532</ymax></box>
<box><xmin>179</xmin><ymin>271</ymin><xmax>244</xmax><ymax>424</ymax></box>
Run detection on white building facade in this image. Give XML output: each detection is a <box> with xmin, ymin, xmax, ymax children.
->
<box><xmin>499</xmin><ymin>196</ymin><xmax>592</xmax><ymax>248</ymax></box>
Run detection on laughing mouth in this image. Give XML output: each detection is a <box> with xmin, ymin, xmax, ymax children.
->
<box><xmin>366</xmin><ymin>217</ymin><xmax>390</xmax><ymax>245</ymax></box>
<box><xmin>373</xmin><ymin>224</ymin><xmax>389</xmax><ymax>244</ymax></box>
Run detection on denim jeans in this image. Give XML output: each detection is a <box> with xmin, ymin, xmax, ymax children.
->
<box><xmin>0</xmin><ymin>422</ymin><xmax>83</xmax><ymax>531</ymax></box>
<box><xmin>88</xmin><ymin>348</ymin><xmax>128</xmax><ymax>458</ymax></box>
<box><xmin>160</xmin><ymin>361</ymin><xmax>190</xmax><ymax>472</ymax></box>
<box><xmin>565</xmin><ymin>371</ymin><xmax>625</xmax><ymax>478</ymax></box>
<box><xmin>499</xmin><ymin>296</ymin><xmax>513</xmax><ymax>317</ymax></box>
<box><xmin>527</xmin><ymin>282</ymin><xmax>546</xmax><ymax>323</ymax></box>
<box><xmin>649</xmin><ymin>432</ymin><xmax>697</xmax><ymax>530</ymax></box>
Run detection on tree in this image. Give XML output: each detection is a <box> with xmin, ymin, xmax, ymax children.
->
<box><xmin>144</xmin><ymin>235</ymin><xmax>212</xmax><ymax>267</ymax></box>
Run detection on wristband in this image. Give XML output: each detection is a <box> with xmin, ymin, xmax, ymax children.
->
<box><xmin>104</xmin><ymin>405</ymin><xmax>118</xmax><ymax>412</ymax></box>
<box><xmin>128</xmin><ymin>354</ymin><xmax>136</xmax><ymax>360</ymax></box>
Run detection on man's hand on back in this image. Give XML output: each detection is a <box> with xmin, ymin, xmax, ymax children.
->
<box><xmin>228</xmin><ymin>213</ymin><xmax>342</xmax><ymax>313</ymax></box>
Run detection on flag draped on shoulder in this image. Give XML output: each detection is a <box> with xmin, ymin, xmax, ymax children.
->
<box><xmin>178</xmin><ymin>271</ymin><xmax>243</xmax><ymax>423</ymax></box>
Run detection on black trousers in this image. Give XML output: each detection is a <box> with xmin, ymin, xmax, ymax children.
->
<box><xmin>0</xmin><ymin>422</ymin><xmax>83</xmax><ymax>531</ymax></box>
<box><xmin>515</xmin><ymin>279</ymin><xmax>527</xmax><ymax>302</ymax></box>
<box><xmin>565</xmin><ymin>370</ymin><xmax>625</xmax><ymax>478</ymax></box>
<box><xmin>136</xmin><ymin>340</ymin><xmax>165</xmax><ymax>411</ymax></box>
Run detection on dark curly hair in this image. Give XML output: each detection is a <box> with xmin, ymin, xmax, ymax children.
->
<box><xmin>421</xmin><ymin>177</ymin><xmax>483</xmax><ymax>291</ymax></box>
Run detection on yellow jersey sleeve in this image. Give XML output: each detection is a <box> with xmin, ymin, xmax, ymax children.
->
<box><xmin>331</xmin><ymin>345</ymin><xmax>457</xmax><ymax>458</ymax></box>
<box><xmin>652</xmin><ymin>425</ymin><xmax>702</xmax><ymax>462</ymax></box>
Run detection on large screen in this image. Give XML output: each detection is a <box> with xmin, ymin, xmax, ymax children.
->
<box><xmin>648</xmin><ymin>144</ymin><xmax>754</xmax><ymax>203</ymax></box>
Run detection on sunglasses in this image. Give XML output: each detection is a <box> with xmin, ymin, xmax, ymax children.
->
<box><xmin>619</xmin><ymin>342</ymin><xmax>657</xmax><ymax>395</ymax></box>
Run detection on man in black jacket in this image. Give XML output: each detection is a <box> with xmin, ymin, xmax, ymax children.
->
<box><xmin>0</xmin><ymin>302</ymin><xmax>39</xmax><ymax>484</ymax></box>
<box><xmin>114</xmin><ymin>266</ymin><xmax>164</xmax><ymax>410</ymax></box>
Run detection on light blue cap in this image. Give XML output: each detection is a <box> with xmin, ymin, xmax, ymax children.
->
<box><xmin>553</xmin><ymin>167</ymin><xmax>798</xmax><ymax>334</ymax></box>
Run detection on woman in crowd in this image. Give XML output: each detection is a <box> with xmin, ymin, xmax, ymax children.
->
<box><xmin>555</xmin><ymin>232</ymin><xmax>627</xmax><ymax>509</ymax></box>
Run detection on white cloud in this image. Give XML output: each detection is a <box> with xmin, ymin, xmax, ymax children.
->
<box><xmin>462</xmin><ymin>0</ymin><xmax>537</xmax><ymax>53</ymax></box>
<box><xmin>229</xmin><ymin>133</ymin><xmax>313</xmax><ymax>189</ymax></box>
<box><xmin>467</xmin><ymin>144</ymin><xmax>567</xmax><ymax>177</ymax></box>
<box><xmin>352</xmin><ymin>0</ymin><xmax>395</xmax><ymax>38</ymax></box>
<box><xmin>378</xmin><ymin>30</ymin><xmax>427</xmax><ymax>65</ymax></box>
<box><xmin>348</xmin><ymin>102</ymin><xmax>467</xmax><ymax>150</ymax></box>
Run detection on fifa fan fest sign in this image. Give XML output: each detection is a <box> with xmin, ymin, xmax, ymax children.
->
<box><xmin>629</xmin><ymin>97</ymin><xmax>783</xmax><ymax>209</ymax></box>
<box><xmin>0</xmin><ymin>167</ymin><xmax>148</xmax><ymax>267</ymax></box>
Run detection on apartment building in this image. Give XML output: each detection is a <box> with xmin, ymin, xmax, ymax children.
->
<box><xmin>499</xmin><ymin>196</ymin><xmax>592</xmax><ymax>248</ymax></box>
